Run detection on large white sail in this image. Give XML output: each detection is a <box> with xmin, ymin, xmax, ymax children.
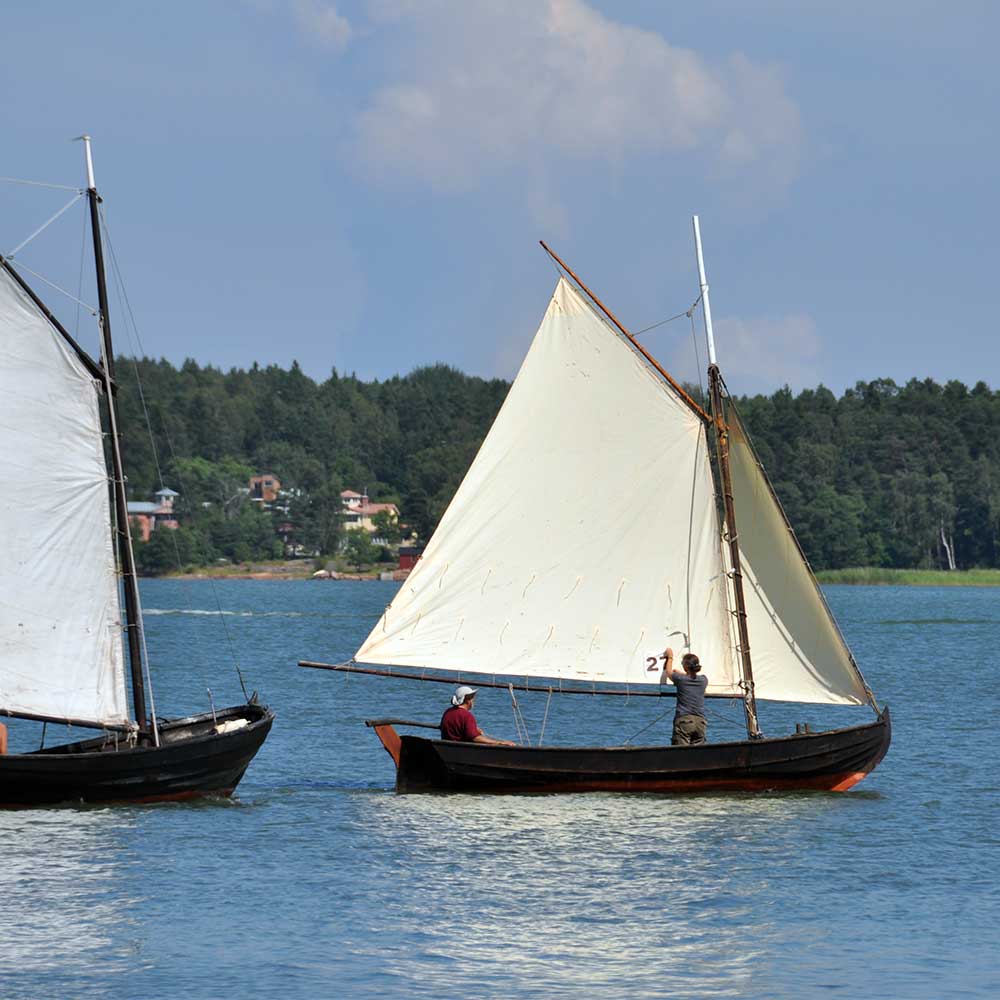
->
<box><xmin>356</xmin><ymin>278</ymin><xmax>740</xmax><ymax>693</ymax></box>
<box><xmin>0</xmin><ymin>266</ymin><xmax>129</xmax><ymax>725</ymax></box>
<box><xmin>726</xmin><ymin>408</ymin><xmax>870</xmax><ymax>705</ymax></box>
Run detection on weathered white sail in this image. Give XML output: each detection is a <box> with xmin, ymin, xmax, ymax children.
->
<box><xmin>0</xmin><ymin>266</ymin><xmax>129</xmax><ymax>725</ymax></box>
<box><xmin>356</xmin><ymin>278</ymin><xmax>740</xmax><ymax>693</ymax></box>
<box><xmin>727</xmin><ymin>409</ymin><xmax>869</xmax><ymax>705</ymax></box>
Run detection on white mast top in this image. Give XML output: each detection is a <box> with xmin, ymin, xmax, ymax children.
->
<box><xmin>74</xmin><ymin>134</ymin><xmax>96</xmax><ymax>190</ymax></box>
<box><xmin>692</xmin><ymin>215</ymin><xmax>717</xmax><ymax>366</ymax></box>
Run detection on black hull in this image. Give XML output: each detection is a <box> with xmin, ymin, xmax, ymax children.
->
<box><xmin>378</xmin><ymin>707</ymin><xmax>890</xmax><ymax>794</ymax></box>
<box><xmin>0</xmin><ymin>703</ymin><xmax>273</xmax><ymax>807</ymax></box>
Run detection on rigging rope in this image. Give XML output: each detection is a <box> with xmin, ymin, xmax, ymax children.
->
<box><xmin>623</xmin><ymin>706</ymin><xmax>673</xmax><ymax>745</ymax></box>
<box><xmin>543</xmin><ymin>250</ymin><xmax>704</xmax><ymax>350</ymax></box>
<box><xmin>623</xmin><ymin>696</ymin><xmax>744</xmax><ymax>744</ymax></box>
<box><xmin>508</xmin><ymin>683</ymin><xmax>528</xmax><ymax>745</ymax></box>
<box><xmin>6</xmin><ymin>192</ymin><xmax>84</xmax><ymax>258</ymax></box>
<box><xmin>0</xmin><ymin>176</ymin><xmax>82</xmax><ymax>192</ymax></box>
<box><xmin>93</xmin><ymin>288</ymin><xmax>160</xmax><ymax>746</ymax></box>
<box><xmin>633</xmin><ymin>292</ymin><xmax>703</xmax><ymax>338</ymax></box>
<box><xmin>538</xmin><ymin>687</ymin><xmax>553</xmax><ymax>746</ymax></box>
<box><xmin>689</xmin><ymin>302</ymin><xmax>706</xmax><ymax>403</ymax></box>
<box><xmin>2</xmin><ymin>258</ymin><xmax>96</xmax><ymax>314</ymax></box>
<box><xmin>74</xmin><ymin>197</ymin><xmax>88</xmax><ymax>339</ymax></box>
<box><xmin>100</xmin><ymin>207</ymin><xmax>251</xmax><ymax>705</ymax></box>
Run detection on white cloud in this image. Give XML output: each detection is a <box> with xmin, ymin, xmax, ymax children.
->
<box><xmin>293</xmin><ymin>0</ymin><xmax>353</xmax><ymax>51</ymax></box>
<box><xmin>708</xmin><ymin>313</ymin><xmax>823</xmax><ymax>392</ymax></box>
<box><xmin>349</xmin><ymin>0</ymin><xmax>802</xmax><ymax>192</ymax></box>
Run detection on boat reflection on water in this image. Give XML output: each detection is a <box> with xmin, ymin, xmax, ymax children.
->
<box><xmin>324</xmin><ymin>790</ymin><xmax>853</xmax><ymax>998</ymax></box>
<box><xmin>0</xmin><ymin>810</ymin><xmax>144</xmax><ymax>988</ymax></box>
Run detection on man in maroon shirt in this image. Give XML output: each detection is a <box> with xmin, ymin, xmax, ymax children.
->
<box><xmin>439</xmin><ymin>686</ymin><xmax>515</xmax><ymax>745</ymax></box>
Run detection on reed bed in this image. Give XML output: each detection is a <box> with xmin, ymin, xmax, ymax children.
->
<box><xmin>815</xmin><ymin>567</ymin><xmax>1000</xmax><ymax>586</ymax></box>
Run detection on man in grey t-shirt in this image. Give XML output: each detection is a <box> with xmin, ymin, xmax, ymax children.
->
<box><xmin>660</xmin><ymin>648</ymin><xmax>708</xmax><ymax>745</ymax></box>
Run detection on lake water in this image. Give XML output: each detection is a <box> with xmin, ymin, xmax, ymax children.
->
<box><xmin>1</xmin><ymin>581</ymin><xmax>997</xmax><ymax>999</ymax></box>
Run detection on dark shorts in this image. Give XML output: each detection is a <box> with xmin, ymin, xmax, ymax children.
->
<box><xmin>672</xmin><ymin>714</ymin><xmax>707</xmax><ymax>746</ymax></box>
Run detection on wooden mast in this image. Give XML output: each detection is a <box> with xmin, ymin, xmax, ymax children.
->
<box><xmin>79</xmin><ymin>136</ymin><xmax>150</xmax><ymax>739</ymax></box>
<box><xmin>693</xmin><ymin>216</ymin><xmax>761</xmax><ymax>739</ymax></box>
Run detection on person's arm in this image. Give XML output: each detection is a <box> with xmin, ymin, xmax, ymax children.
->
<box><xmin>659</xmin><ymin>648</ymin><xmax>674</xmax><ymax>684</ymax></box>
<box><xmin>464</xmin><ymin>712</ymin><xmax>515</xmax><ymax>746</ymax></box>
<box><xmin>473</xmin><ymin>732</ymin><xmax>516</xmax><ymax>746</ymax></box>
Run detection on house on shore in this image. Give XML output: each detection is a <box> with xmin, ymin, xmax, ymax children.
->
<box><xmin>341</xmin><ymin>490</ymin><xmax>399</xmax><ymax>545</ymax></box>
<box><xmin>249</xmin><ymin>473</ymin><xmax>281</xmax><ymax>504</ymax></box>
<box><xmin>127</xmin><ymin>487</ymin><xmax>179</xmax><ymax>543</ymax></box>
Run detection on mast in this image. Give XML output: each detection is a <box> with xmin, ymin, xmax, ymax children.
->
<box><xmin>79</xmin><ymin>135</ymin><xmax>150</xmax><ymax>738</ymax></box>
<box><xmin>693</xmin><ymin>216</ymin><xmax>761</xmax><ymax>739</ymax></box>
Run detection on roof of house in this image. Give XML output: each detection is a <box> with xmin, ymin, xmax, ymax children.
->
<box><xmin>127</xmin><ymin>502</ymin><xmax>158</xmax><ymax>514</ymax></box>
<box><xmin>341</xmin><ymin>489</ymin><xmax>364</xmax><ymax>499</ymax></box>
<box><xmin>155</xmin><ymin>487</ymin><xmax>179</xmax><ymax>497</ymax></box>
<box><xmin>360</xmin><ymin>502</ymin><xmax>399</xmax><ymax>516</ymax></box>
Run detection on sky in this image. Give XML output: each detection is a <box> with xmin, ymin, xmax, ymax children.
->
<box><xmin>1</xmin><ymin>0</ymin><xmax>997</xmax><ymax>395</ymax></box>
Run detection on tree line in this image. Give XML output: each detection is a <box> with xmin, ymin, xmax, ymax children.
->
<box><xmin>115</xmin><ymin>357</ymin><xmax>1000</xmax><ymax>573</ymax></box>
<box><xmin>732</xmin><ymin>378</ymin><xmax>1000</xmax><ymax>571</ymax></box>
<box><xmin>117</xmin><ymin>359</ymin><xmax>508</xmax><ymax>572</ymax></box>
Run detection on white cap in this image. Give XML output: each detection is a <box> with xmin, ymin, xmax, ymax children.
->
<box><xmin>451</xmin><ymin>685</ymin><xmax>478</xmax><ymax>706</ymax></box>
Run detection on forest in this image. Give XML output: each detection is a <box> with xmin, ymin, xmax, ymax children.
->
<box><xmin>114</xmin><ymin>357</ymin><xmax>1000</xmax><ymax>574</ymax></box>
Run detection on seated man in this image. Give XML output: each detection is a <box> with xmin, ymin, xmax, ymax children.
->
<box><xmin>439</xmin><ymin>686</ymin><xmax>515</xmax><ymax>745</ymax></box>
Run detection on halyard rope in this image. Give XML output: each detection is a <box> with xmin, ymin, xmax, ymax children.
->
<box><xmin>538</xmin><ymin>687</ymin><xmax>553</xmax><ymax>746</ymax></box>
<box><xmin>508</xmin><ymin>683</ymin><xmax>528</xmax><ymax>745</ymax></box>
<box><xmin>101</xmin><ymin>207</ymin><xmax>250</xmax><ymax>705</ymax></box>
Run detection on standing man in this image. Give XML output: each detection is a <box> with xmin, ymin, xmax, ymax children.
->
<box><xmin>439</xmin><ymin>686</ymin><xmax>515</xmax><ymax>746</ymax></box>
<box><xmin>660</xmin><ymin>649</ymin><xmax>708</xmax><ymax>745</ymax></box>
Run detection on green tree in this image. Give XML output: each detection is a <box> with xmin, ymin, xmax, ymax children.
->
<box><xmin>371</xmin><ymin>508</ymin><xmax>402</xmax><ymax>545</ymax></box>
<box><xmin>402</xmin><ymin>487</ymin><xmax>433</xmax><ymax>542</ymax></box>
<box><xmin>342</xmin><ymin>529</ymin><xmax>378</xmax><ymax>571</ymax></box>
<box><xmin>295</xmin><ymin>476</ymin><xmax>345</xmax><ymax>556</ymax></box>
<box><xmin>135</xmin><ymin>526</ymin><xmax>205</xmax><ymax>575</ymax></box>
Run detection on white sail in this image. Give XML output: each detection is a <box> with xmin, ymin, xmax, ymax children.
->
<box><xmin>356</xmin><ymin>278</ymin><xmax>740</xmax><ymax>693</ymax></box>
<box><xmin>727</xmin><ymin>408</ymin><xmax>869</xmax><ymax>705</ymax></box>
<box><xmin>0</xmin><ymin>266</ymin><xmax>129</xmax><ymax>725</ymax></box>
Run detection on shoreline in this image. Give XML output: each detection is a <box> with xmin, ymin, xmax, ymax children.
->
<box><xmin>152</xmin><ymin>560</ymin><xmax>402</xmax><ymax>582</ymax></box>
<box><xmin>149</xmin><ymin>564</ymin><xmax>1000</xmax><ymax>586</ymax></box>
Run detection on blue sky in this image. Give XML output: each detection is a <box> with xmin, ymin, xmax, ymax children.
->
<box><xmin>1</xmin><ymin>1</ymin><xmax>997</xmax><ymax>394</ymax></box>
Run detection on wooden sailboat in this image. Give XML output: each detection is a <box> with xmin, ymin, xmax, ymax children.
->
<box><xmin>302</xmin><ymin>219</ymin><xmax>889</xmax><ymax>793</ymax></box>
<box><xmin>0</xmin><ymin>138</ymin><xmax>272</xmax><ymax>806</ymax></box>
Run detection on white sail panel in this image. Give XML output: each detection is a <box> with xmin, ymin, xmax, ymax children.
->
<box><xmin>356</xmin><ymin>278</ymin><xmax>739</xmax><ymax>692</ymax></box>
<box><xmin>727</xmin><ymin>410</ymin><xmax>869</xmax><ymax>705</ymax></box>
<box><xmin>0</xmin><ymin>267</ymin><xmax>129</xmax><ymax>725</ymax></box>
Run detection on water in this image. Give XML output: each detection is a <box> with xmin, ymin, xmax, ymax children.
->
<box><xmin>1</xmin><ymin>581</ymin><xmax>997</xmax><ymax>999</ymax></box>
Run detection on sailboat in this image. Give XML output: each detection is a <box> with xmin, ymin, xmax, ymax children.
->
<box><xmin>301</xmin><ymin>219</ymin><xmax>890</xmax><ymax>793</ymax></box>
<box><xmin>0</xmin><ymin>138</ymin><xmax>273</xmax><ymax>806</ymax></box>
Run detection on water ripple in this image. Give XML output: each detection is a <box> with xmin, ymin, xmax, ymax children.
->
<box><xmin>2</xmin><ymin>580</ymin><xmax>997</xmax><ymax>999</ymax></box>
